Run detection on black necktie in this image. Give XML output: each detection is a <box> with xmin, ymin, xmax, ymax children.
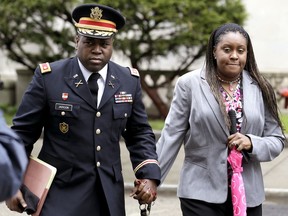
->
<box><xmin>88</xmin><ymin>73</ymin><xmax>100</xmax><ymax>106</ymax></box>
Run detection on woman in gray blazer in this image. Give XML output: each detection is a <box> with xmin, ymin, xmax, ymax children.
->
<box><xmin>156</xmin><ymin>23</ymin><xmax>285</xmax><ymax>216</ymax></box>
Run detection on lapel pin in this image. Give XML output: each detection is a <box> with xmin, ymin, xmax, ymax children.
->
<box><xmin>108</xmin><ymin>81</ymin><xmax>115</xmax><ymax>88</ymax></box>
<box><xmin>75</xmin><ymin>80</ymin><xmax>83</xmax><ymax>88</ymax></box>
<box><xmin>73</xmin><ymin>74</ymin><xmax>79</xmax><ymax>78</ymax></box>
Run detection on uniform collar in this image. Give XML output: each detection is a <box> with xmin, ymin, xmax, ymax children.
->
<box><xmin>77</xmin><ymin>58</ymin><xmax>108</xmax><ymax>83</ymax></box>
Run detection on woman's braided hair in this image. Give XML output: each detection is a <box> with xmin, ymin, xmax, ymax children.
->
<box><xmin>205</xmin><ymin>23</ymin><xmax>284</xmax><ymax>132</ymax></box>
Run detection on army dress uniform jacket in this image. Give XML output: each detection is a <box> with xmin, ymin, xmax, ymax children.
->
<box><xmin>12</xmin><ymin>57</ymin><xmax>161</xmax><ymax>216</ymax></box>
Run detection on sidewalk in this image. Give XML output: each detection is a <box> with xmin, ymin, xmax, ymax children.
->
<box><xmin>260</xmin><ymin>145</ymin><xmax>288</xmax><ymax>203</ymax></box>
<box><xmin>122</xmin><ymin>142</ymin><xmax>288</xmax><ymax>215</ymax></box>
<box><xmin>1</xmin><ymin>139</ymin><xmax>288</xmax><ymax>216</ymax></box>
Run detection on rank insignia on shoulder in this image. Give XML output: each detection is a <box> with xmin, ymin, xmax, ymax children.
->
<box><xmin>128</xmin><ymin>67</ymin><xmax>139</xmax><ymax>77</ymax></box>
<box><xmin>39</xmin><ymin>62</ymin><xmax>51</xmax><ymax>74</ymax></box>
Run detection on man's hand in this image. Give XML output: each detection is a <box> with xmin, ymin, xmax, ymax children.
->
<box><xmin>5</xmin><ymin>189</ymin><xmax>27</xmax><ymax>213</ymax></box>
<box><xmin>130</xmin><ymin>179</ymin><xmax>158</xmax><ymax>204</ymax></box>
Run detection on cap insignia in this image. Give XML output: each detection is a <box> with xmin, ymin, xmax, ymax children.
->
<box><xmin>90</xmin><ymin>7</ymin><xmax>103</xmax><ymax>20</ymax></box>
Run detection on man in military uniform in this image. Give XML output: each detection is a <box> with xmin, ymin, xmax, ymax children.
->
<box><xmin>6</xmin><ymin>3</ymin><xmax>160</xmax><ymax>216</ymax></box>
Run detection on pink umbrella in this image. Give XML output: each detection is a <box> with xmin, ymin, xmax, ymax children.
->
<box><xmin>227</xmin><ymin>147</ymin><xmax>247</xmax><ymax>216</ymax></box>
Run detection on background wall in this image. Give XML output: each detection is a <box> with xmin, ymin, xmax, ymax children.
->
<box><xmin>242</xmin><ymin>0</ymin><xmax>288</xmax><ymax>73</ymax></box>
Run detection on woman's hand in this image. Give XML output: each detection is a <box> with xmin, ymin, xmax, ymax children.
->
<box><xmin>227</xmin><ymin>132</ymin><xmax>253</xmax><ymax>152</ymax></box>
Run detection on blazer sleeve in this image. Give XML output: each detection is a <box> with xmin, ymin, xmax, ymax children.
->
<box><xmin>246</xmin><ymin>105</ymin><xmax>285</xmax><ymax>162</ymax></box>
<box><xmin>156</xmin><ymin>76</ymin><xmax>191</xmax><ymax>184</ymax></box>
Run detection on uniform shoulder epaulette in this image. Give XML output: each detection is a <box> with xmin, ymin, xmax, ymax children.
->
<box><xmin>128</xmin><ymin>67</ymin><xmax>139</xmax><ymax>77</ymax></box>
<box><xmin>39</xmin><ymin>62</ymin><xmax>52</xmax><ymax>74</ymax></box>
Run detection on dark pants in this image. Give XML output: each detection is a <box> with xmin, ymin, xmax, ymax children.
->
<box><xmin>180</xmin><ymin>191</ymin><xmax>262</xmax><ymax>216</ymax></box>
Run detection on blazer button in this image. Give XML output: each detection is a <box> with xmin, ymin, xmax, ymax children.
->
<box><xmin>96</xmin><ymin>162</ymin><xmax>101</xmax><ymax>167</ymax></box>
<box><xmin>96</xmin><ymin>129</ymin><xmax>101</xmax><ymax>134</ymax></box>
<box><xmin>96</xmin><ymin>112</ymin><xmax>101</xmax><ymax>117</ymax></box>
<box><xmin>124</xmin><ymin>113</ymin><xmax>127</xmax><ymax>117</ymax></box>
<box><xmin>96</xmin><ymin>146</ymin><xmax>101</xmax><ymax>151</ymax></box>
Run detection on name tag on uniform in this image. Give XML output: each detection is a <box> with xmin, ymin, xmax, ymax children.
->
<box><xmin>114</xmin><ymin>92</ymin><xmax>133</xmax><ymax>103</ymax></box>
<box><xmin>55</xmin><ymin>103</ymin><xmax>73</xmax><ymax>111</ymax></box>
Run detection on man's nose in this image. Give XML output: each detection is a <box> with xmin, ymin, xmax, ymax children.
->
<box><xmin>92</xmin><ymin>44</ymin><xmax>101</xmax><ymax>53</ymax></box>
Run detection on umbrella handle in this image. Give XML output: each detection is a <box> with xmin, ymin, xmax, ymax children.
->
<box><xmin>139</xmin><ymin>203</ymin><xmax>151</xmax><ymax>216</ymax></box>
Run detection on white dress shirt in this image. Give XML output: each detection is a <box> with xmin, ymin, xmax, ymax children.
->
<box><xmin>77</xmin><ymin>59</ymin><xmax>107</xmax><ymax>107</ymax></box>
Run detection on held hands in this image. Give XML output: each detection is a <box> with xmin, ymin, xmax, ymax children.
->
<box><xmin>227</xmin><ymin>132</ymin><xmax>252</xmax><ymax>152</ymax></box>
<box><xmin>5</xmin><ymin>189</ymin><xmax>27</xmax><ymax>213</ymax></box>
<box><xmin>130</xmin><ymin>179</ymin><xmax>158</xmax><ymax>204</ymax></box>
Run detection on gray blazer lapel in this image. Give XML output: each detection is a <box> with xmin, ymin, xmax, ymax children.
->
<box><xmin>241</xmin><ymin>71</ymin><xmax>258</xmax><ymax>133</ymax></box>
<box><xmin>200</xmin><ymin>69</ymin><xmax>229</xmax><ymax>136</ymax></box>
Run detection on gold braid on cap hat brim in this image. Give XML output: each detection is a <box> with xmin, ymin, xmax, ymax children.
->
<box><xmin>77</xmin><ymin>27</ymin><xmax>115</xmax><ymax>37</ymax></box>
